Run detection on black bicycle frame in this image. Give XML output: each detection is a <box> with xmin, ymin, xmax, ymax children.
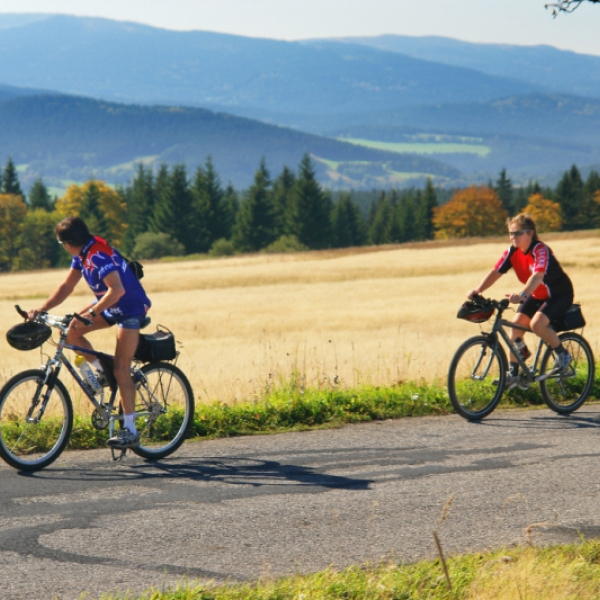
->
<box><xmin>484</xmin><ymin>308</ymin><xmax>546</xmax><ymax>384</ymax></box>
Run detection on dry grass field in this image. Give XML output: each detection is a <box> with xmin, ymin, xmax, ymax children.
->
<box><xmin>0</xmin><ymin>230</ymin><xmax>598</xmax><ymax>409</ymax></box>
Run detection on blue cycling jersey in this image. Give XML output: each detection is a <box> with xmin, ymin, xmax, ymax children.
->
<box><xmin>71</xmin><ymin>237</ymin><xmax>151</xmax><ymax>318</ymax></box>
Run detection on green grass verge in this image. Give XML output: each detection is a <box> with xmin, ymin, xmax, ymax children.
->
<box><xmin>3</xmin><ymin>373</ymin><xmax>596</xmax><ymax>452</ymax></box>
<box><xmin>95</xmin><ymin>539</ymin><xmax>600</xmax><ymax>600</ymax></box>
<box><xmin>63</xmin><ymin>372</ymin><xmax>600</xmax><ymax>451</ymax></box>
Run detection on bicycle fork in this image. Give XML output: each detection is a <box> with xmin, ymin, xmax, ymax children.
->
<box><xmin>470</xmin><ymin>345</ymin><xmax>496</xmax><ymax>381</ymax></box>
<box><xmin>26</xmin><ymin>367</ymin><xmax>59</xmax><ymax>423</ymax></box>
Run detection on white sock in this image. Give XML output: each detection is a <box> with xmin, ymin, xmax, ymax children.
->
<box><xmin>123</xmin><ymin>414</ymin><xmax>137</xmax><ymax>434</ymax></box>
<box><xmin>91</xmin><ymin>359</ymin><xmax>103</xmax><ymax>373</ymax></box>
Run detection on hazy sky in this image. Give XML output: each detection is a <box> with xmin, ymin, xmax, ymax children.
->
<box><xmin>2</xmin><ymin>0</ymin><xmax>600</xmax><ymax>55</ymax></box>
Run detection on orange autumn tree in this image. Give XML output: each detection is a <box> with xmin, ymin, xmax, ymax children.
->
<box><xmin>523</xmin><ymin>193</ymin><xmax>563</xmax><ymax>232</ymax></box>
<box><xmin>54</xmin><ymin>180</ymin><xmax>127</xmax><ymax>246</ymax></box>
<box><xmin>433</xmin><ymin>185</ymin><xmax>508</xmax><ymax>239</ymax></box>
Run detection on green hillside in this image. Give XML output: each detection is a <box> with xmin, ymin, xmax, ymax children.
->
<box><xmin>0</xmin><ymin>94</ymin><xmax>461</xmax><ymax>190</ymax></box>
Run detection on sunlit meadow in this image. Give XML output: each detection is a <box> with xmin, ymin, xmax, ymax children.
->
<box><xmin>1</xmin><ymin>230</ymin><xmax>598</xmax><ymax>411</ymax></box>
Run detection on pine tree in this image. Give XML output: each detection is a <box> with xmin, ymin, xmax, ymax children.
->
<box><xmin>331</xmin><ymin>193</ymin><xmax>366</xmax><ymax>248</ymax></box>
<box><xmin>221</xmin><ymin>183</ymin><xmax>239</xmax><ymax>240</ymax></box>
<box><xmin>1</xmin><ymin>157</ymin><xmax>23</xmax><ymax>197</ymax></box>
<box><xmin>288</xmin><ymin>154</ymin><xmax>332</xmax><ymax>250</ymax></box>
<box><xmin>419</xmin><ymin>178</ymin><xmax>438</xmax><ymax>240</ymax></box>
<box><xmin>169</xmin><ymin>164</ymin><xmax>195</xmax><ymax>252</ymax></box>
<box><xmin>271</xmin><ymin>166</ymin><xmax>296</xmax><ymax>238</ymax></box>
<box><xmin>495</xmin><ymin>168</ymin><xmax>513</xmax><ymax>213</ymax></box>
<box><xmin>149</xmin><ymin>164</ymin><xmax>173</xmax><ymax>234</ymax></box>
<box><xmin>191</xmin><ymin>157</ymin><xmax>226</xmax><ymax>253</ymax></box>
<box><xmin>232</xmin><ymin>159</ymin><xmax>277</xmax><ymax>252</ymax></box>
<box><xmin>150</xmin><ymin>164</ymin><xmax>194</xmax><ymax>252</ymax></box>
<box><xmin>368</xmin><ymin>192</ymin><xmax>392</xmax><ymax>245</ymax></box>
<box><xmin>28</xmin><ymin>178</ymin><xmax>53</xmax><ymax>211</ymax></box>
<box><xmin>387</xmin><ymin>189</ymin><xmax>402</xmax><ymax>243</ymax></box>
<box><xmin>579</xmin><ymin>169</ymin><xmax>600</xmax><ymax>228</ymax></box>
<box><xmin>397</xmin><ymin>193</ymin><xmax>416</xmax><ymax>242</ymax></box>
<box><xmin>555</xmin><ymin>165</ymin><xmax>585</xmax><ymax>229</ymax></box>
<box><xmin>122</xmin><ymin>164</ymin><xmax>155</xmax><ymax>255</ymax></box>
<box><xmin>79</xmin><ymin>181</ymin><xmax>109</xmax><ymax>239</ymax></box>
<box><xmin>584</xmin><ymin>169</ymin><xmax>600</xmax><ymax>198</ymax></box>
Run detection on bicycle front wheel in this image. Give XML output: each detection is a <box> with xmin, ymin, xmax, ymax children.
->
<box><xmin>448</xmin><ymin>336</ymin><xmax>507</xmax><ymax>421</ymax></box>
<box><xmin>0</xmin><ymin>369</ymin><xmax>73</xmax><ymax>471</ymax></box>
<box><xmin>539</xmin><ymin>332</ymin><xmax>595</xmax><ymax>414</ymax></box>
<box><xmin>132</xmin><ymin>362</ymin><xmax>195</xmax><ymax>459</ymax></box>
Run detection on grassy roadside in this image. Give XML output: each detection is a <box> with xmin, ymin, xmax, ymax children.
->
<box><xmin>96</xmin><ymin>540</ymin><xmax>600</xmax><ymax>600</ymax></box>
<box><xmin>67</xmin><ymin>374</ymin><xmax>600</xmax><ymax>450</ymax></box>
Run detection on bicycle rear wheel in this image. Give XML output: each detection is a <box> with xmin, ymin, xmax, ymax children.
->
<box><xmin>448</xmin><ymin>336</ymin><xmax>507</xmax><ymax>421</ymax></box>
<box><xmin>0</xmin><ymin>369</ymin><xmax>73</xmax><ymax>471</ymax></box>
<box><xmin>131</xmin><ymin>362</ymin><xmax>195</xmax><ymax>459</ymax></box>
<box><xmin>539</xmin><ymin>332</ymin><xmax>595</xmax><ymax>414</ymax></box>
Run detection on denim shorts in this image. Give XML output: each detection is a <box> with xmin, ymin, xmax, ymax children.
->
<box><xmin>101</xmin><ymin>312</ymin><xmax>147</xmax><ymax>330</ymax></box>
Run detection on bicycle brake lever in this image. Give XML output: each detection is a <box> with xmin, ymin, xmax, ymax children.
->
<box><xmin>73</xmin><ymin>313</ymin><xmax>93</xmax><ymax>327</ymax></box>
<box><xmin>15</xmin><ymin>305</ymin><xmax>29</xmax><ymax>321</ymax></box>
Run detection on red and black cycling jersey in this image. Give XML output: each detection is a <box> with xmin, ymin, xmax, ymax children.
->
<box><xmin>494</xmin><ymin>240</ymin><xmax>572</xmax><ymax>300</ymax></box>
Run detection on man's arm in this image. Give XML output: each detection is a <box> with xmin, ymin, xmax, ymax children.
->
<box><xmin>28</xmin><ymin>268</ymin><xmax>82</xmax><ymax>319</ymax></box>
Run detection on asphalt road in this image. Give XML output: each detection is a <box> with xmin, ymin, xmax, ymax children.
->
<box><xmin>2</xmin><ymin>406</ymin><xmax>600</xmax><ymax>600</ymax></box>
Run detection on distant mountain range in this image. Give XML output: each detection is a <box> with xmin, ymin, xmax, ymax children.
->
<box><xmin>333</xmin><ymin>35</ymin><xmax>600</xmax><ymax>100</ymax></box>
<box><xmin>1</xmin><ymin>14</ymin><xmax>599</xmax><ymax>190</ymax></box>
<box><xmin>0</xmin><ymin>14</ymin><xmax>539</xmax><ymax>112</ymax></box>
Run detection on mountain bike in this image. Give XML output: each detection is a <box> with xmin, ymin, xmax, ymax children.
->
<box><xmin>448</xmin><ymin>296</ymin><xmax>595</xmax><ymax>421</ymax></box>
<box><xmin>0</xmin><ymin>306</ymin><xmax>195</xmax><ymax>471</ymax></box>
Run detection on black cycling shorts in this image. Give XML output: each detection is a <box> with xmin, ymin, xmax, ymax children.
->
<box><xmin>517</xmin><ymin>289</ymin><xmax>574</xmax><ymax>324</ymax></box>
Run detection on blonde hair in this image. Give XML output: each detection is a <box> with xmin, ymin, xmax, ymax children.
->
<box><xmin>507</xmin><ymin>213</ymin><xmax>538</xmax><ymax>241</ymax></box>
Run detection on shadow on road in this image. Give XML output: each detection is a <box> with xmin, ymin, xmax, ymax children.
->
<box><xmin>464</xmin><ymin>409</ymin><xmax>600</xmax><ymax>431</ymax></box>
<box><xmin>17</xmin><ymin>455</ymin><xmax>374</xmax><ymax>491</ymax></box>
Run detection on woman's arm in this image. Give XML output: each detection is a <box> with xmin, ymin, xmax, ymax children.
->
<box><xmin>507</xmin><ymin>271</ymin><xmax>544</xmax><ymax>304</ymax></box>
<box><xmin>467</xmin><ymin>269</ymin><xmax>502</xmax><ymax>299</ymax></box>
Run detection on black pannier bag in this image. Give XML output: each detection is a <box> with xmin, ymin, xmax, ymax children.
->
<box><xmin>127</xmin><ymin>259</ymin><xmax>144</xmax><ymax>280</ymax></box>
<box><xmin>134</xmin><ymin>326</ymin><xmax>177</xmax><ymax>363</ymax></box>
<box><xmin>553</xmin><ymin>303</ymin><xmax>586</xmax><ymax>332</ymax></box>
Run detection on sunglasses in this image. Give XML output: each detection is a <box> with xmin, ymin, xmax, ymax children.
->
<box><xmin>508</xmin><ymin>230</ymin><xmax>531</xmax><ymax>237</ymax></box>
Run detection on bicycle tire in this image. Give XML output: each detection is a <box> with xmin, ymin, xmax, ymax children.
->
<box><xmin>539</xmin><ymin>332</ymin><xmax>595</xmax><ymax>414</ymax></box>
<box><xmin>131</xmin><ymin>362</ymin><xmax>195</xmax><ymax>459</ymax></box>
<box><xmin>0</xmin><ymin>369</ymin><xmax>73</xmax><ymax>471</ymax></box>
<box><xmin>448</xmin><ymin>336</ymin><xmax>507</xmax><ymax>421</ymax></box>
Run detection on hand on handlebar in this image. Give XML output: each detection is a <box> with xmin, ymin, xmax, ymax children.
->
<box><xmin>506</xmin><ymin>292</ymin><xmax>526</xmax><ymax>305</ymax></box>
<box><xmin>467</xmin><ymin>290</ymin><xmax>482</xmax><ymax>300</ymax></box>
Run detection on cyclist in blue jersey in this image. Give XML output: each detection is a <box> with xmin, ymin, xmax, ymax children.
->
<box><xmin>28</xmin><ymin>216</ymin><xmax>151</xmax><ymax>449</ymax></box>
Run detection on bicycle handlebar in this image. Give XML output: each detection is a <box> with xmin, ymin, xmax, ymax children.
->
<box><xmin>14</xmin><ymin>305</ymin><xmax>93</xmax><ymax>329</ymax></box>
<box><xmin>470</xmin><ymin>295</ymin><xmax>510</xmax><ymax>311</ymax></box>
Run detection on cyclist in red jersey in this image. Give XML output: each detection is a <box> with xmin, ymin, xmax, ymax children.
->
<box><xmin>466</xmin><ymin>213</ymin><xmax>574</xmax><ymax>389</ymax></box>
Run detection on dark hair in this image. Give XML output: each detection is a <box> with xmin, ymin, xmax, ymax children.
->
<box><xmin>55</xmin><ymin>216</ymin><xmax>93</xmax><ymax>247</ymax></box>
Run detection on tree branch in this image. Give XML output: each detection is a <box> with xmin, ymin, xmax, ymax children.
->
<box><xmin>545</xmin><ymin>0</ymin><xmax>600</xmax><ymax>16</ymax></box>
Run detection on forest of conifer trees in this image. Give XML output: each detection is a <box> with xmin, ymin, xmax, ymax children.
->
<box><xmin>0</xmin><ymin>153</ymin><xmax>599</xmax><ymax>272</ymax></box>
